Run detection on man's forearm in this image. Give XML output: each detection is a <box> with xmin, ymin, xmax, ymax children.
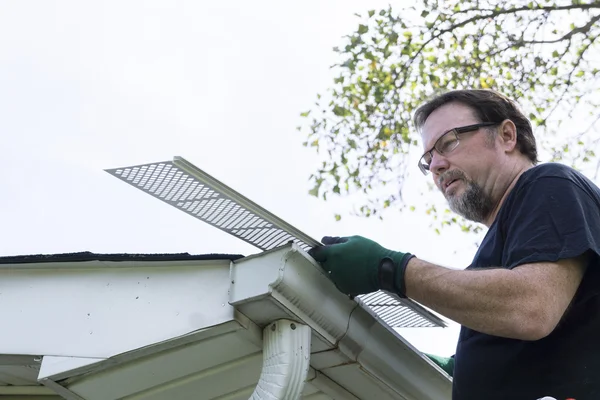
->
<box><xmin>403</xmin><ymin>258</ymin><xmax>547</xmax><ymax>340</ymax></box>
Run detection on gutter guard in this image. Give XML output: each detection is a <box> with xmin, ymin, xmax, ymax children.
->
<box><xmin>105</xmin><ymin>157</ymin><xmax>445</xmax><ymax>329</ymax></box>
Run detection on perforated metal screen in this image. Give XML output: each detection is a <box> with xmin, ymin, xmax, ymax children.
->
<box><xmin>105</xmin><ymin>157</ymin><xmax>445</xmax><ymax>328</ymax></box>
<box><xmin>105</xmin><ymin>158</ymin><xmax>316</xmax><ymax>252</ymax></box>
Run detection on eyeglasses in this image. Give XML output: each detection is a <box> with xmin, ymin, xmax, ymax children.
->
<box><xmin>418</xmin><ymin>122</ymin><xmax>499</xmax><ymax>175</ymax></box>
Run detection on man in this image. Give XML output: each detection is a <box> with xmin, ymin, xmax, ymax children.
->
<box><xmin>309</xmin><ymin>89</ymin><xmax>600</xmax><ymax>400</ymax></box>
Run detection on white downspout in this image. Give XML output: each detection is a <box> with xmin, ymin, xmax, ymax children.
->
<box><xmin>250</xmin><ymin>319</ymin><xmax>312</xmax><ymax>400</ymax></box>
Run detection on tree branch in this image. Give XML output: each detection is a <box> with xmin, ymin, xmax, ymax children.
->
<box><xmin>394</xmin><ymin>4</ymin><xmax>600</xmax><ymax>92</ymax></box>
<box><xmin>451</xmin><ymin>3</ymin><xmax>600</xmax><ymax>16</ymax></box>
<box><xmin>542</xmin><ymin>32</ymin><xmax>600</xmax><ymax>122</ymax></box>
<box><xmin>520</xmin><ymin>13</ymin><xmax>600</xmax><ymax>44</ymax></box>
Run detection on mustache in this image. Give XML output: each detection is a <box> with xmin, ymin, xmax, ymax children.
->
<box><xmin>438</xmin><ymin>170</ymin><xmax>467</xmax><ymax>187</ymax></box>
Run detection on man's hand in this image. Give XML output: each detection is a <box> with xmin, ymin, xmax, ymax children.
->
<box><xmin>424</xmin><ymin>353</ymin><xmax>454</xmax><ymax>377</ymax></box>
<box><xmin>308</xmin><ymin>235</ymin><xmax>414</xmax><ymax>297</ymax></box>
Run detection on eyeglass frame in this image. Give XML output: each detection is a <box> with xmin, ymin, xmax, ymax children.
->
<box><xmin>418</xmin><ymin>122</ymin><xmax>500</xmax><ymax>175</ymax></box>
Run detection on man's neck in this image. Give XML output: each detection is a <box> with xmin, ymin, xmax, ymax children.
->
<box><xmin>483</xmin><ymin>161</ymin><xmax>534</xmax><ymax>227</ymax></box>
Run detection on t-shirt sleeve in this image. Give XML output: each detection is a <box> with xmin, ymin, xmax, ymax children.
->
<box><xmin>503</xmin><ymin>176</ymin><xmax>600</xmax><ymax>269</ymax></box>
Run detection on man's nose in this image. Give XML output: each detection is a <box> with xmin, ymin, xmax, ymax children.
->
<box><xmin>429</xmin><ymin>151</ymin><xmax>450</xmax><ymax>175</ymax></box>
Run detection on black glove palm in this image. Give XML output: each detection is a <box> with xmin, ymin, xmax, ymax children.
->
<box><xmin>308</xmin><ymin>235</ymin><xmax>414</xmax><ymax>297</ymax></box>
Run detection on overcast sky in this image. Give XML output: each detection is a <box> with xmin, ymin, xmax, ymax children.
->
<box><xmin>0</xmin><ymin>1</ymin><xmax>502</xmax><ymax>356</ymax></box>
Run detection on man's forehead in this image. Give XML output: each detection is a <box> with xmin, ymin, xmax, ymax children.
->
<box><xmin>420</xmin><ymin>103</ymin><xmax>478</xmax><ymax>146</ymax></box>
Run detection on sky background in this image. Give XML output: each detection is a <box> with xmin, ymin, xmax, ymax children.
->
<box><xmin>0</xmin><ymin>1</ymin><xmax>503</xmax><ymax>356</ymax></box>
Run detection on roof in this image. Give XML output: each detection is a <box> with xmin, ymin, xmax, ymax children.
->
<box><xmin>0</xmin><ymin>243</ymin><xmax>452</xmax><ymax>399</ymax></box>
<box><xmin>0</xmin><ymin>251</ymin><xmax>244</xmax><ymax>264</ymax></box>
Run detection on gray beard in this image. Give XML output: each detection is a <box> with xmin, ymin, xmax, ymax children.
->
<box><xmin>446</xmin><ymin>179</ymin><xmax>494</xmax><ymax>224</ymax></box>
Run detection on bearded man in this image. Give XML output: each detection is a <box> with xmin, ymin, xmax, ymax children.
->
<box><xmin>309</xmin><ymin>89</ymin><xmax>600</xmax><ymax>400</ymax></box>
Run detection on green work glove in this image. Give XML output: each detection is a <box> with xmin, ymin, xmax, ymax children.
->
<box><xmin>424</xmin><ymin>353</ymin><xmax>455</xmax><ymax>377</ymax></box>
<box><xmin>308</xmin><ymin>235</ymin><xmax>415</xmax><ymax>297</ymax></box>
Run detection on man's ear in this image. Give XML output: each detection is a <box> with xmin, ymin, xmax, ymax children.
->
<box><xmin>499</xmin><ymin>119</ymin><xmax>518</xmax><ymax>153</ymax></box>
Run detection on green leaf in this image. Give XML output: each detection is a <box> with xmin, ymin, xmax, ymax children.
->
<box><xmin>332</xmin><ymin>105</ymin><xmax>353</xmax><ymax>117</ymax></box>
<box><xmin>358</xmin><ymin>24</ymin><xmax>369</xmax><ymax>35</ymax></box>
<box><xmin>300</xmin><ymin>111</ymin><xmax>311</xmax><ymax>117</ymax></box>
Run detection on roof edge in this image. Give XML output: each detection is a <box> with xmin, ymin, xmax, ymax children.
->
<box><xmin>0</xmin><ymin>251</ymin><xmax>245</xmax><ymax>265</ymax></box>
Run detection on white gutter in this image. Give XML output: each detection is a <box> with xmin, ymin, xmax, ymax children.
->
<box><xmin>230</xmin><ymin>243</ymin><xmax>452</xmax><ymax>400</ymax></box>
<box><xmin>250</xmin><ymin>319</ymin><xmax>311</xmax><ymax>399</ymax></box>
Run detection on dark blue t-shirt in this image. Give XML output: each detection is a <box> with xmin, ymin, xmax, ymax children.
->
<box><xmin>453</xmin><ymin>163</ymin><xmax>600</xmax><ymax>400</ymax></box>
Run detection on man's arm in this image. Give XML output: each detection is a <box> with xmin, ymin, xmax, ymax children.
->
<box><xmin>404</xmin><ymin>255</ymin><xmax>588</xmax><ymax>340</ymax></box>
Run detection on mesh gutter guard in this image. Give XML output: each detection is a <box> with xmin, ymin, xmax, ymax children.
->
<box><xmin>105</xmin><ymin>156</ymin><xmax>446</xmax><ymax>328</ymax></box>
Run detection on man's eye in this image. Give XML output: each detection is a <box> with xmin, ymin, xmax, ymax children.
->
<box><xmin>438</xmin><ymin>138</ymin><xmax>458</xmax><ymax>153</ymax></box>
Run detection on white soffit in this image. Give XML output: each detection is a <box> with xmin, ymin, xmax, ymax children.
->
<box><xmin>105</xmin><ymin>157</ymin><xmax>445</xmax><ymax>329</ymax></box>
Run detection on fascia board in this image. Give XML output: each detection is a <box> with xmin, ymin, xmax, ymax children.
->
<box><xmin>0</xmin><ymin>261</ymin><xmax>235</xmax><ymax>358</ymax></box>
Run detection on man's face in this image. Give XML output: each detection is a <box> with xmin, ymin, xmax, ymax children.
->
<box><xmin>420</xmin><ymin>102</ymin><xmax>499</xmax><ymax>223</ymax></box>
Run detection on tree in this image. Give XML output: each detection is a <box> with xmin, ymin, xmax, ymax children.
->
<box><xmin>301</xmin><ymin>0</ymin><xmax>600</xmax><ymax>233</ymax></box>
